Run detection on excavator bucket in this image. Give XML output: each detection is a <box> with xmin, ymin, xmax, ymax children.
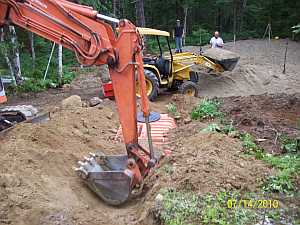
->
<box><xmin>75</xmin><ymin>153</ymin><xmax>134</xmax><ymax>205</ymax></box>
<box><xmin>76</xmin><ymin>113</ymin><xmax>176</xmax><ymax>205</ymax></box>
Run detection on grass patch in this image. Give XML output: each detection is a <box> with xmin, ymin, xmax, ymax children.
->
<box><xmin>159</xmin><ymin>189</ymin><xmax>201</xmax><ymax>225</ymax></box>
<box><xmin>237</xmin><ymin>132</ymin><xmax>300</xmax><ymax>194</ymax></box>
<box><xmin>191</xmin><ymin>99</ymin><xmax>223</xmax><ymax>120</ymax></box>
<box><xmin>166</xmin><ymin>103</ymin><xmax>180</xmax><ymax>118</ymax></box>
<box><xmin>201</xmin><ymin>192</ymin><xmax>257</xmax><ymax>225</ymax></box>
<box><xmin>239</xmin><ymin>133</ymin><xmax>264</xmax><ymax>159</ymax></box>
<box><xmin>159</xmin><ymin>190</ymin><xmax>260</xmax><ymax>225</ymax></box>
<box><xmin>201</xmin><ymin>121</ymin><xmax>238</xmax><ymax>137</ymax></box>
<box><xmin>201</xmin><ymin>123</ymin><xmax>221</xmax><ymax>132</ymax></box>
<box><xmin>280</xmin><ymin>135</ymin><xmax>299</xmax><ymax>154</ymax></box>
<box><xmin>262</xmin><ymin>154</ymin><xmax>300</xmax><ymax>194</ymax></box>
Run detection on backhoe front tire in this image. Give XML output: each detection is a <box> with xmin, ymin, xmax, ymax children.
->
<box><xmin>136</xmin><ymin>69</ymin><xmax>159</xmax><ymax>101</ymax></box>
<box><xmin>179</xmin><ymin>81</ymin><xmax>199</xmax><ymax>97</ymax></box>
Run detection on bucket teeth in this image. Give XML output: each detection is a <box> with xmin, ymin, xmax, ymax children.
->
<box><xmin>73</xmin><ymin>166</ymin><xmax>88</xmax><ymax>177</ymax></box>
<box><xmin>89</xmin><ymin>152</ymin><xmax>96</xmax><ymax>158</ymax></box>
<box><xmin>78</xmin><ymin>160</ymin><xmax>86</xmax><ymax>166</ymax></box>
<box><xmin>84</xmin><ymin>156</ymin><xmax>92</xmax><ymax>162</ymax></box>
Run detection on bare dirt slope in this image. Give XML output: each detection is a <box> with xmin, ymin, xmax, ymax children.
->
<box><xmin>0</xmin><ymin>97</ymin><xmax>275</xmax><ymax>225</ymax></box>
<box><xmin>0</xmin><ymin>104</ymin><xmax>140</xmax><ymax>225</ymax></box>
<box><xmin>184</xmin><ymin>39</ymin><xmax>300</xmax><ymax>97</ymax></box>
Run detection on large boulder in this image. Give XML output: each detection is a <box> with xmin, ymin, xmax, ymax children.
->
<box><xmin>61</xmin><ymin>95</ymin><xmax>82</xmax><ymax>109</ymax></box>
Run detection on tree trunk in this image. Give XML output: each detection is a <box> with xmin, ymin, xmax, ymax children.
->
<box><xmin>183</xmin><ymin>6</ymin><xmax>188</xmax><ymax>46</ymax></box>
<box><xmin>135</xmin><ymin>0</ymin><xmax>145</xmax><ymax>27</ymax></box>
<box><xmin>233</xmin><ymin>0</ymin><xmax>237</xmax><ymax>42</ymax></box>
<box><xmin>1</xmin><ymin>25</ymin><xmax>22</xmax><ymax>84</ymax></box>
<box><xmin>239</xmin><ymin>0</ymin><xmax>248</xmax><ymax>32</ymax></box>
<box><xmin>58</xmin><ymin>44</ymin><xmax>63</xmax><ymax>87</ymax></box>
<box><xmin>0</xmin><ymin>28</ymin><xmax>16</xmax><ymax>85</ymax></box>
<box><xmin>28</xmin><ymin>32</ymin><xmax>36</xmax><ymax>69</ymax></box>
<box><xmin>8</xmin><ymin>26</ymin><xmax>22</xmax><ymax>84</ymax></box>
<box><xmin>113</xmin><ymin>0</ymin><xmax>117</xmax><ymax>16</ymax></box>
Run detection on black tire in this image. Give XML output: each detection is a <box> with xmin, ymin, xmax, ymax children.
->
<box><xmin>137</xmin><ymin>69</ymin><xmax>159</xmax><ymax>101</ymax></box>
<box><xmin>189</xmin><ymin>71</ymin><xmax>199</xmax><ymax>83</ymax></box>
<box><xmin>179</xmin><ymin>81</ymin><xmax>199</xmax><ymax>97</ymax></box>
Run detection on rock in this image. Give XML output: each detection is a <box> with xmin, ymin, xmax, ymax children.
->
<box><xmin>108</xmin><ymin>128</ymin><xmax>118</xmax><ymax>134</ymax></box>
<box><xmin>63</xmin><ymin>84</ymin><xmax>71</xmax><ymax>89</ymax></box>
<box><xmin>89</xmin><ymin>97</ymin><xmax>103</xmax><ymax>107</ymax></box>
<box><xmin>61</xmin><ymin>95</ymin><xmax>82</xmax><ymax>109</ymax></box>
<box><xmin>184</xmin><ymin>118</ymin><xmax>192</xmax><ymax>124</ymax></box>
<box><xmin>155</xmin><ymin>194</ymin><xmax>164</xmax><ymax>208</ymax></box>
<box><xmin>106</xmin><ymin>113</ymin><xmax>114</xmax><ymax>120</ymax></box>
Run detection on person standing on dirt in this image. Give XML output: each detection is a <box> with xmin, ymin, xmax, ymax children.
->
<box><xmin>210</xmin><ymin>31</ymin><xmax>224</xmax><ymax>48</ymax></box>
<box><xmin>174</xmin><ymin>19</ymin><xmax>184</xmax><ymax>53</ymax></box>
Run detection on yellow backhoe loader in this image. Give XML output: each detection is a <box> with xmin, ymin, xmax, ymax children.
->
<box><xmin>103</xmin><ymin>27</ymin><xmax>240</xmax><ymax>101</ymax></box>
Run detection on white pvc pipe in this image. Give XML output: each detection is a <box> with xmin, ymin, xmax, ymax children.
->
<box><xmin>96</xmin><ymin>13</ymin><xmax>120</xmax><ymax>24</ymax></box>
<box><xmin>44</xmin><ymin>42</ymin><xmax>56</xmax><ymax>80</ymax></box>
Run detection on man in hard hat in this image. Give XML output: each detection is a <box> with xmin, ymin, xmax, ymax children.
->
<box><xmin>174</xmin><ymin>19</ymin><xmax>184</xmax><ymax>53</ymax></box>
<box><xmin>210</xmin><ymin>31</ymin><xmax>224</xmax><ymax>48</ymax></box>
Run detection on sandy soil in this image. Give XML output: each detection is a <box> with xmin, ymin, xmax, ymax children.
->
<box><xmin>184</xmin><ymin>39</ymin><xmax>300</xmax><ymax>97</ymax></box>
<box><xmin>0</xmin><ymin>96</ymin><xmax>276</xmax><ymax>225</ymax></box>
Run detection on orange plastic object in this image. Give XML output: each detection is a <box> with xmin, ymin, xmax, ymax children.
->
<box><xmin>102</xmin><ymin>82</ymin><xmax>114</xmax><ymax>98</ymax></box>
<box><xmin>116</xmin><ymin>114</ymin><xmax>177</xmax><ymax>155</ymax></box>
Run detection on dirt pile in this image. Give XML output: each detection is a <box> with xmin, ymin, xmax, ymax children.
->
<box><xmin>184</xmin><ymin>39</ymin><xmax>300</xmax><ymax>97</ymax></box>
<box><xmin>145</xmin><ymin>125</ymin><xmax>272</xmax><ymax>196</ymax></box>
<box><xmin>136</xmin><ymin>122</ymin><xmax>273</xmax><ymax>224</ymax></box>
<box><xmin>0</xmin><ymin>102</ymin><xmax>135</xmax><ymax>225</ymax></box>
<box><xmin>221</xmin><ymin>93</ymin><xmax>300</xmax><ymax>153</ymax></box>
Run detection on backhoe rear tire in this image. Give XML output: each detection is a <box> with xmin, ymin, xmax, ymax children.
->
<box><xmin>136</xmin><ymin>69</ymin><xmax>159</xmax><ymax>101</ymax></box>
<box><xmin>179</xmin><ymin>81</ymin><xmax>199</xmax><ymax>97</ymax></box>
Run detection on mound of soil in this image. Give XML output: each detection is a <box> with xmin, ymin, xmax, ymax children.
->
<box><xmin>0</xmin><ymin>103</ymin><xmax>137</xmax><ymax>225</ymax></box>
<box><xmin>221</xmin><ymin>93</ymin><xmax>300</xmax><ymax>153</ymax></box>
<box><xmin>136</xmin><ymin>123</ymin><xmax>273</xmax><ymax>224</ymax></box>
<box><xmin>153</xmin><ymin>130</ymin><xmax>271</xmax><ymax>194</ymax></box>
<box><xmin>184</xmin><ymin>39</ymin><xmax>300</xmax><ymax>97</ymax></box>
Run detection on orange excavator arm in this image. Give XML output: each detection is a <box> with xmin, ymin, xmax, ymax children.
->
<box><xmin>0</xmin><ymin>0</ymin><xmax>154</xmax><ymax>205</ymax></box>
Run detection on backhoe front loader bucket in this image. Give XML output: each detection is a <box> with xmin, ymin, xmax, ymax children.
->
<box><xmin>75</xmin><ymin>153</ymin><xmax>135</xmax><ymax>205</ymax></box>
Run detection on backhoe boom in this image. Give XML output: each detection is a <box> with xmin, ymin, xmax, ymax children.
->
<box><xmin>0</xmin><ymin>0</ymin><xmax>153</xmax><ymax>205</ymax></box>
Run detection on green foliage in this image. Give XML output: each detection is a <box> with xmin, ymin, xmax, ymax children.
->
<box><xmin>61</xmin><ymin>67</ymin><xmax>76</xmax><ymax>84</ymax></box>
<box><xmin>262</xmin><ymin>153</ymin><xmax>300</xmax><ymax>194</ymax></box>
<box><xmin>191</xmin><ymin>99</ymin><xmax>222</xmax><ymax>120</ymax></box>
<box><xmin>145</xmin><ymin>36</ymin><xmax>175</xmax><ymax>54</ymax></box>
<box><xmin>159</xmin><ymin>190</ymin><xmax>263</xmax><ymax>225</ymax></box>
<box><xmin>160</xmin><ymin>189</ymin><xmax>201</xmax><ymax>225</ymax></box>
<box><xmin>185</xmin><ymin>27</ymin><xmax>211</xmax><ymax>46</ymax></box>
<box><xmin>280</xmin><ymin>135</ymin><xmax>299</xmax><ymax>154</ymax></box>
<box><xmin>201</xmin><ymin>123</ymin><xmax>220</xmax><ymax>132</ymax></box>
<box><xmin>201</xmin><ymin>192</ymin><xmax>257</xmax><ymax>225</ymax></box>
<box><xmin>167</xmin><ymin>103</ymin><xmax>180</xmax><ymax>118</ymax></box>
<box><xmin>239</xmin><ymin>133</ymin><xmax>264</xmax><ymax>159</ymax></box>
<box><xmin>13</xmin><ymin>79</ymin><xmax>55</xmax><ymax>93</ymax></box>
<box><xmin>292</xmin><ymin>24</ymin><xmax>300</xmax><ymax>34</ymax></box>
<box><xmin>221</xmin><ymin>122</ymin><xmax>236</xmax><ymax>135</ymax></box>
<box><xmin>263</xmin><ymin>170</ymin><xmax>294</xmax><ymax>194</ymax></box>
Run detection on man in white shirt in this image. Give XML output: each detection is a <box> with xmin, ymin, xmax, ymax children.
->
<box><xmin>210</xmin><ymin>31</ymin><xmax>224</xmax><ymax>48</ymax></box>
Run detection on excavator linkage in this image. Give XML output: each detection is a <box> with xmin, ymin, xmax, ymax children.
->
<box><xmin>0</xmin><ymin>0</ymin><xmax>174</xmax><ymax>206</ymax></box>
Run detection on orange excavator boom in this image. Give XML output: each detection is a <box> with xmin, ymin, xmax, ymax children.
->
<box><xmin>0</xmin><ymin>0</ymin><xmax>156</xmax><ymax>205</ymax></box>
